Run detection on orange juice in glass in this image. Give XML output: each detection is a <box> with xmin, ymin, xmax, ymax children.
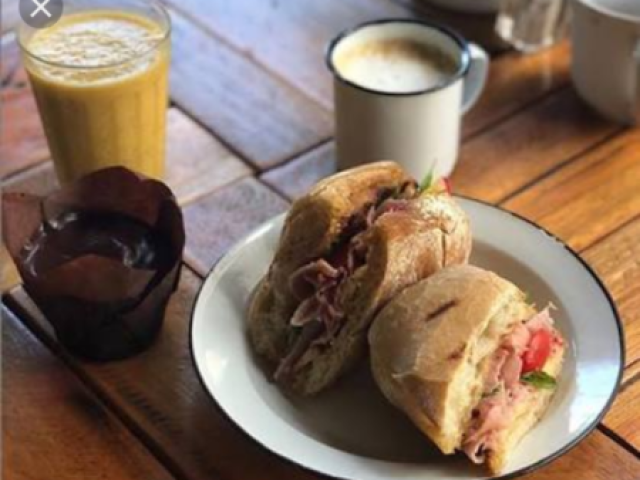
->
<box><xmin>18</xmin><ymin>0</ymin><xmax>170</xmax><ymax>184</ymax></box>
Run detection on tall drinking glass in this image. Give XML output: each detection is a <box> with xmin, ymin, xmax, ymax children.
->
<box><xmin>18</xmin><ymin>0</ymin><xmax>171</xmax><ymax>184</ymax></box>
<box><xmin>495</xmin><ymin>0</ymin><xmax>569</xmax><ymax>52</ymax></box>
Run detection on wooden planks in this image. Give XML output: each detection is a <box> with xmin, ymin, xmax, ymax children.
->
<box><xmin>262</xmin><ymin>141</ymin><xmax>335</xmax><ymax>200</ymax></box>
<box><xmin>1</xmin><ymin>0</ymin><xmax>20</xmax><ymax>34</ymax></box>
<box><xmin>1</xmin><ymin>36</ymin><xmax>49</xmax><ymax>178</ymax></box>
<box><xmin>2</xmin><ymin>307</ymin><xmax>176</xmax><ymax>480</ymax></box>
<box><xmin>0</xmin><ymin>108</ymin><xmax>252</xmax><ymax>205</ymax></box>
<box><xmin>603</xmin><ymin>376</ymin><xmax>640</xmax><ymax>452</ymax></box>
<box><xmin>519</xmin><ymin>431</ymin><xmax>640</xmax><ymax>480</ymax></box>
<box><xmin>164</xmin><ymin>109</ymin><xmax>252</xmax><ymax>204</ymax></box>
<box><xmin>452</xmin><ymin>88</ymin><xmax>619</xmax><ymax>203</ymax></box>
<box><xmin>5</xmin><ymin>272</ymin><xmax>319</xmax><ymax>480</ymax></box>
<box><xmin>183</xmin><ymin>178</ymin><xmax>289</xmax><ymax>275</ymax></box>
<box><xmin>463</xmin><ymin>43</ymin><xmax>571</xmax><ymax>138</ymax></box>
<box><xmin>623</xmin><ymin>359</ymin><xmax>640</xmax><ymax>384</ymax></box>
<box><xmin>166</xmin><ymin>0</ymin><xmax>412</xmax><ymax>109</ymax></box>
<box><xmin>169</xmin><ymin>11</ymin><xmax>331</xmax><ymax>170</ymax></box>
<box><xmin>504</xmin><ymin>129</ymin><xmax>640</xmax><ymax>252</ymax></box>
<box><xmin>584</xmin><ymin>215</ymin><xmax>640</xmax><ymax>450</ymax></box>
<box><xmin>581</xmin><ymin>216</ymin><xmax>640</xmax><ymax>367</ymax></box>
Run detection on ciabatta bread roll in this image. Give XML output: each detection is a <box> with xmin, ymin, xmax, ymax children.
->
<box><xmin>249</xmin><ymin>162</ymin><xmax>471</xmax><ymax>395</ymax></box>
<box><xmin>369</xmin><ymin>265</ymin><xmax>565</xmax><ymax>474</ymax></box>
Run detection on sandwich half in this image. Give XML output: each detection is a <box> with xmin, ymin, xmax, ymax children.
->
<box><xmin>369</xmin><ymin>265</ymin><xmax>565</xmax><ymax>474</ymax></box>
<box><xmin>248</xmin><ymin>161</ymin><xmax>471</xmax><ymax>395</ymax></box>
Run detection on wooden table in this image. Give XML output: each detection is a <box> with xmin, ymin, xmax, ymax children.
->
<box><xmin>2</xmin><ymin>1</ymin><xmax>640</xmax><ymax>479</ymax></box>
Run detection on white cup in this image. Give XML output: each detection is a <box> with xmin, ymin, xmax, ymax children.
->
<box><xmin>326</xmin><ymin>19</ymin><xmax>489</xmax><ymax>180</ymax></box>
<box><xmin>572</xmin><ymin>0</ymin><xmax>640</xmax><ymax>124</ymax></box>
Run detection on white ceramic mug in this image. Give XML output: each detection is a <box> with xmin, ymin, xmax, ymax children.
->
<box><xmin>572</xmin><ymin>0</ymin><xmax>640</xmax><ymax>124</ymax></box>
<box><xmin>326</xmin><ymin>19</ymin><xmax>489</xmax><ymax>180</ymax></box>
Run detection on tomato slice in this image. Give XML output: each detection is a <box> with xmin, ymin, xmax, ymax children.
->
<box><xmin>521</xmin><ymin>329</ymin><xmax>553</xmax><ymax>374</ymax></box>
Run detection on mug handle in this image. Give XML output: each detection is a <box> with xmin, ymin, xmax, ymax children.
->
<box><xmin>462</xmin><ymin>43</ymin><xmax>490</xmax><ymax>115</ymax></box>
<box><xmin>633</xmin><ymin>39</ymin><xmax>640</xmax><ymax>123</ymax></box>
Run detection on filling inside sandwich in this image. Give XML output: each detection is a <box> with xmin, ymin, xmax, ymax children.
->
<box><xmin>462</xmin><ymin>307</ymin><xmax>564</xmax><ymax>463</ymax></box>
<box><xmin>274</xmin><ymin>178</ymin><xmax>451</xmax><ymax>381</ymax></box>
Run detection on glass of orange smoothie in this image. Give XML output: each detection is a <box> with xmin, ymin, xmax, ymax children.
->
<box><xmin>18</xmin><ymin>0</ymin><xmax>170</xmax><ymax>184</ymax></box>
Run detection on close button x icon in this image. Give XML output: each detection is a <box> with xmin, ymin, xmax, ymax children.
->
<box><xmin>31</xmin><ymin>0</ymin><xmax>51</xmax><ymax>18</ymax></box>
<box><xmin>19</xmin><ymin>0</ymin><xmax>62</xmax><ymax>28</ymax></box>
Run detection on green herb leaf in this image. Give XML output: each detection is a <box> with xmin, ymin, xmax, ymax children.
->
<box><xmin>418</xmin><ymin>171</ymin><xmax>434</xmax><ymax>193</ymax></box>
<box><xmin>521</xmin><ymin>371</ymin><xmax>557</xmax><ymax>390</ymax></box>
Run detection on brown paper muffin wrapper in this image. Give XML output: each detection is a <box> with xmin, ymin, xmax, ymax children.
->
<box><xmin>2</xmin><ymin>167</ymin><xmax>185</xmax><ymax>361</ymax></box>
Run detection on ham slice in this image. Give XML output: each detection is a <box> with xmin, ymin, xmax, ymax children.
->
<box><xmin>462</xmin><ymin>308</ymin><xmax>558</xmax><ymax>461</ymax></box>
<box><xmin>484</xmin><ymin>348</ymin><xmax>509</xmax><ymax>392</ymax></box>
<box><xmin>374</xmin><ymin>199</ymin><xmax>412</xmax><ymax>220</ymax></box>
<box><xmin>290</xmin><ymin>278</ymin><xmax>343</xmax><ymax>329</ymax></box>
<box><xmin>503</xmin><ymin>323</ymin><xmax>531</xmax><ymax>354</ymax></box>
<box><xmin>277</xmin><ymin>191</ymin><xmax>419</xmax><ymax>380</ymax></box>
<box><xmin>526</xmin><ymin>307</ymin><xmax>554</xmax><ymax>333</ymax></box>
<box><xmin>365</xmin><ymin>204</ymin><xmax>377</xmax><ymax>228</ymax></box>
<box><xmin>463</xmin><ymin>382</ymin><xmax>530</xmax><ymax>462</ymax></box>
<box><xmin>274</xmin><ymin>321</ymin><xmax>324</xmax><ymax>381</ymax></box>
<box><xmin>290</xmin><ymin>295</ymin><xmax>322</xmax><ymax>327</ymax></box>
<box><xmin>289</xmin><ymin>259</ymin><xmax>340</xmax><ymax>301</ymax></box>
<box><xmin>463</xmin><ymin>389</ymin><xmax>510</xmax><ymax>462</ymax></box>
<box><xmin>501</xmin><ymin>351</ymin><xmax>524</xmax><ymax>390</ymax></box>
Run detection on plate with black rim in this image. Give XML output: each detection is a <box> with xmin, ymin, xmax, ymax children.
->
<box><xmin>190</xmin><ymin>197</ymin><xmax>624</xmax><ymax>480</ymax></box>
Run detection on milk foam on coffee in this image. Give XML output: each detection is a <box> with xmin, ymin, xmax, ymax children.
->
<box><xmin>334</xmin><ymin>38</ymin><xmax>457</xmax><ymax>93</ymax></box>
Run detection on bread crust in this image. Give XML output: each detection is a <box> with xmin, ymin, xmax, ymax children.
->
<box><xmin>248</xmin><ymin>162</ymin><xmax>471</xmax><ymax>395</ymax></box>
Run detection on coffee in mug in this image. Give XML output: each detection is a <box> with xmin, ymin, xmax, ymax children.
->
<box><xmin>333</xmin><ymin>39</ymin><xmax>459</xmax><ymax>93</ymax></box>
<box><xmin>327</xmin><ymin>19</ymin><xmax>489</xmax><ymax>180</ymax></box>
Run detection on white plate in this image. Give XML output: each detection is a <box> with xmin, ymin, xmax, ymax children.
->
<box><xmin>190</xmin><ymin>198</ymin><xmax>623</xmax><ymax>480</ymax></box>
